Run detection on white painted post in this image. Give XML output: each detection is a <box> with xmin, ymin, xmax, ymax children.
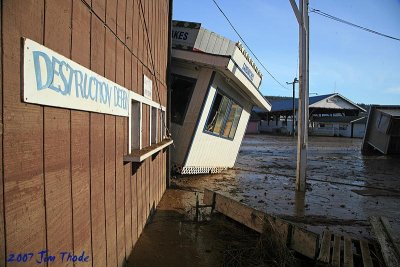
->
<box><xmin>290</xmin><ymin>0</ymin><xmax>309</xmax><ymax>192</ymax></box>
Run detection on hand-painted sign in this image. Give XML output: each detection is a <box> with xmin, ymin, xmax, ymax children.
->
<box><xmin>242</xmin><ymin>63</ymin><xmax>255</xmax><ymax>81</ymax></box>
<box><xmin>171</xmin><ymin>20</ymin><xmax>201</xmax><ymax>50</ymax></box>
<box><xmin>143</xmin><ymin>75</ymin><xmax>152</xmax><ymax>100</ymax></box>
<box><xmin>23</xmin><ymin>38</ymin><xmax>130</xmax><ymax>117</ymax></box>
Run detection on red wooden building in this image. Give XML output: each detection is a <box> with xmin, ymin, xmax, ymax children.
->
<box><xmin>0</xmin><ymin>0</ymin><xmax>172</xmax><ymax>266</ymax></box>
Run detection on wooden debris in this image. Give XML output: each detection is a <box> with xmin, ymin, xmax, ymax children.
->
<box><xmin>203</xmin><ymin>189</ymin><xmax>319</xmax><ymax>259</ymax></box>
<box><xmin>370</xmin><ymin>216</ymin><xmax>400</xmax><ymax>267</ymax></box>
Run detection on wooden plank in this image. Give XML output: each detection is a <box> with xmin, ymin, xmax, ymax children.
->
<box><xmin>44</xmin><ymin>1</ymin><xmax>73</xmax><ymax>265</ymax></box>
<box><xmin>71</xmin><ymin>2</ymin><xmax>91</xmax><ymax>264</ymax></box>
<box><xmin>123</xmin><ymin>139</ymin><xmax>173</xmax><ymax>162</ymax></box>
<box><xmin>90</xmin><ymin>114</ymin><xmax>107</xmax><ymax>266</ymax></box>
<box><xmin>105</xmin><ymin>14</ymin><xmax>117</xmax><ymax>267</ymax></box>
<box><xmin>116</xmin><ymin>117</ymin><xmax>126</xmax><ymax>266</ymax></box>
<box><xmin>123</xmin><ymin>56</ymin><xmax>133</xmax><ymax>260</ymax></box>
<box><xmin>132</xmin><ymin>56</ymin><xmax>138</xmax><ymax>93</ymax></box>
<box><xmin>289</xmin><ymin>225</ymin><xmax>319</xmax><ymax>259</ymax></box>
<box><xmin>332</xmin><ymin>235</ymin><xmax>341</xmax><ymax>267</ymax></box>
<box><xmin>116</xmin><ymin>40</ymin><xmax>125</xmax><ymax>85</ymax></box>
<box><xmin>126</xmin><ymin>0</ymin><xmax>134</xmax><ymax>50</ymax></box>
<box><xmin>131</xmin><ymin>163</ymin><xmax>139</xmax><ymax>247</ymax></box>
<box><xmin>131</xmin><ymin>163</ymin><xmax>140</xmax><ymax>243</ymax></box>
<box><xmin>344</xmin><ymin>237</ymin><xmax>354</xmax><ymax>267</ymax></box>
<box><xmin>105</xmin><ymin>28</ymin><xmax>116</xmax><ymax>81</ymax></box>
<box><xmin>44</xmin><ymin>108</ymin><xmax>73</xmax><ymax>267</ymax></box>
<box><xmin>204</xmin><ymin>189</ymin><xmax>319</xmax><ymax>259</ymax></box>
<box><xmin>360</xmin><ymin>240</ymin><xmax>374</xmax><ymax>267</ymax></box>
<box><xmin>318</xmin><ymin>231</ymin><xmax>332</xmax><ymax>263</ymax></box>
<box><xmin>137</xmin><ymin>162</ymin><xmax>143</xmax><ymax>235</ymax></box>
<box><xmin>132</xmin><ymin>0</ymin><xmax>139</xmax><ymax>56</ymax></box>
<box><xmin>106</xmin><ymin>0</ymin><xmax>117</xmax><ymax>33</ymax></box>
<box><xmin>71</xmin><ymin>111</ymin><xmax>91</xmax><ymax>266</ymax></box>
<box><xmin>370</xmin><ymin>216</ymin><xmax>400</xmax><ymax>267</ymax></box>
<box><xmin>124</xmin><ymin>151</ymin><xmax>133</xmax><ymax>259</ymax></box>
<box><xmin>90</xmin><ymin>15</ymin><xmax>107</xmax><ymax>267</ymax></box>
<box><xmin>105</xmin><ymin>115</ymin><xmax>117</xmax><ymax>266</ymax></box>
<box><xmin>72</xmin><ymin>0</ymin><xmax>90</xmax><ymax>67</ymax></box>
<box><xmin>203</xmin><ymin>189</ymin><xmax>264</xmax><ymax>233</ymax></box>
<box><xmin>0</xmin><ymin>0</ymin><xmax>3</xmax><ymax>261</ymax></box>
<box><xmin>3</xmin><ymin>0</ymin><xmax>46</xmax><ymax>262</ymax></box>
<box><xmin>144</xmin><ymin>159</ymin><xmax>149</xmax><ymax>225</ymax></box>
<box><xmin>381</xmin><ymin>216</ymin><xmax>400</xmax><ymax>256</ymax></box>
<box><xmin>91</xmin><ymin>15</ymin><xmax>106</xmax><ymax>75</ymax></box>
<box><xmin>93</xmin><ymin>0</ymin><xmax>106</xmax><ymax>21</ymax></box>
<box><xmin>125</xmin><ymin>48</ymin><xmax>132</xmax><ymax>91</ymax></box>
<box><xmin>116</xmin><ymin>0</ymin><xmax>126</xmax><ymax>40</ymax></box>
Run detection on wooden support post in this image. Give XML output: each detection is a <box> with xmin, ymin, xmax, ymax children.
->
<box><xmin>293</xmin><ymin>0</ymin><xmax>309</xmax><ymax>192</ymax></box>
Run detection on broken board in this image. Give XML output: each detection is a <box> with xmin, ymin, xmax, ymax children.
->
<box><xmin>203</xmin><ymin>189</ymin><xmax>319</xmax><ymax>259</ymax></box>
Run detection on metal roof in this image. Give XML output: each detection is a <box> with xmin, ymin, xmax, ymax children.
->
<box><xmin>267</xmin><ymin>94</ymin><xmax>335</xmax><ymax>112</ymax></box>
<box><xmin>378</xmin><ymin>109</ymin><xmax>400</xmax><ymax>117</ymax></box>
<box><xmin>254</xmin><ymin>93</ymin><xmax>365</xmax><ymax>113</ymax></box>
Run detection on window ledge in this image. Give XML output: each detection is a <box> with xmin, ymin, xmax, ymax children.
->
<box><xmin>123</xmin><ymin>139</ymin><xmax>173</xmax><ymax>163</ymax></box>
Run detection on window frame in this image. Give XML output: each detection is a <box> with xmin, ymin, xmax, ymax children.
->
<box><xmin>170</xmin><ymin>73</ymin><xmax>197</xmax><ymax>125</ymax></box>
<box><xmin>203</xmin><ymin>89</ymin><xmax>243</xmax><ymax>141</ymax></box>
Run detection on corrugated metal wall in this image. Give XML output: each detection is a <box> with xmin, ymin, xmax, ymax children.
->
<box><xmin>0</xmin><ymin>0</ymin><xmax>169</xmax><ymax>266</ymax></box>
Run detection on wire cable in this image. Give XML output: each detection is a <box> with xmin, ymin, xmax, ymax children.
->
<box><xmin>138</xmin><ymin>0</ymin><xmax>172</xmax><ymax>137</ymax></box>
<box><xmin>310</xmin><ymin>8</ymin><xmax>400</xmax><ymax>42</ymax></box>
<box><xmin>211</xmin><ymin>0</ymin><xmax>290</xmax><ymax>90</ymax></box>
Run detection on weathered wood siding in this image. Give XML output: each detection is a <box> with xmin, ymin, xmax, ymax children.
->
<box><xmin>0</xmin><ymin>0</ymin><xmax>170</xmax><ymax>266</ymax></box>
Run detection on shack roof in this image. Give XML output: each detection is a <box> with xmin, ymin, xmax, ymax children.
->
<box><xmin>171</xmin><ymin>20</ymin><xmax>271</xmax><ymax>111</ymax></box>
<box><xmin>378</xmin><ymin>109</ymin><xmax>400</xmax><ymax>117</ymax></box>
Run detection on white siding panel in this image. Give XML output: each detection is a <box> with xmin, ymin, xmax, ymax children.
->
<box><xmin>185</xmin><ymin>74</ymin><xmax>252</xmax><ymax>168</ymax></box>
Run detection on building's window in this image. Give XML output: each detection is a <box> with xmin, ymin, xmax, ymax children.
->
<box><xmin>151</xmin><ymin>107</ymin><xmax>158</xmax><ymax>144</ymax></box>
<box><xmin>131</xmin><ymin>100</ymin><xmax>141</xmax><ymax>150</ymax></box>
<box><xmin>171</xmin><ymin>74</ymin><xmax>196</xmax><ymax>125</ymax></box>
<box><xmin>161</xmin><ymin>110</ymin><xmax>166</xmax><ymax>139</ymax></box>
<box><xmin>205</xmin><ymin>91</ymin><xmax>243</xmax><ymax>140</ymax></box>
<box><xmin>377</xmin><ymin>113</ymin><xmax>390</xmax><ymax>133</ymax></box>
<box><xmin>339</xmin><ymin>124</ymin><xmax>347</xmax><ymax>130</ymax></box>
<box><xmin>319</xmin><ymin>123</ymin><xmax>325</xmax><ymax>128</ymax></box>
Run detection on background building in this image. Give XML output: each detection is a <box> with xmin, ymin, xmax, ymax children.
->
<box><xmin>0</xmin><ymin>1</ymin><xmax>171</xmax><ymax>266</ymax></box>
<box><xmin>251</xmin><ymin>93</ymin><xmax>367</xmax><ymax>137</ymax></box>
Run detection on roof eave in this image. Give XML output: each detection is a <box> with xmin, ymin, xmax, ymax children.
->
<box><xmin>171</xmin><ymin>49</ymin><xmax>271</xmax><ymax>111</ymax></box>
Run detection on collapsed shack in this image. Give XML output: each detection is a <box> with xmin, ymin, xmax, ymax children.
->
<box><xmin>201</xmin><ymin>189</ymin><xmax>389</xmax><ymax>267</ymax></box>
<box><xmin>362</xmin><ymin>105</ymin><xmax>400</xmax><ymax>155</ymax></box>
<box><xmin>170</xmin><ymin>20</ymin><xmax>271</xmax><ymax>175</ymax></box>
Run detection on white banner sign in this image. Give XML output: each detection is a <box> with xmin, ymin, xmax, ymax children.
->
<box><xmin>143</xmin><ymin>75</ymin><xmax>152</xmax><ymax>100</ymax></box>
<box><xmin>23</xmin><ymin>38</ymin><xmax>130</xmax><ymax>117</ymax></box>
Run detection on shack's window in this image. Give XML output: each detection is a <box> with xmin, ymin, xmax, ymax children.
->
<box><xmin>377</xmin><ymin>113</ymin><xmax>390</xmax><ymax>133</ymax></box>
<box><xmin>171</xmin><ymin>74</ymin><xmax>196</xmax><ymax>125</ymax></box>
<box><xmin>205</xmin><ymin>91</ymin><xmax>243</xmax><ymax>140</ymax></box>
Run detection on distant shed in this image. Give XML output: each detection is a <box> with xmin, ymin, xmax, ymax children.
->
<box><xmin>170</xmin><ymin>20</ymin><xmax>271</xmax><ymax>174</ymax></box>
<box><xmin>362</xmin><ymin>106</ymin><xmax>400</xmax><ymax>154</ymax></box>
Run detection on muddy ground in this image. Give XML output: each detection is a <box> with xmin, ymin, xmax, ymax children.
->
<box><xmin>129</xmin><ymin>134</ymin><xmax>400</xmax><ymax>265</ymax></box>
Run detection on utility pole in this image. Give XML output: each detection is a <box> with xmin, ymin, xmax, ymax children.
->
<box><xmin>286</xmin><ymin>77</ymin><xmax>298</xmax><ymax>137</ymax></box>
<box><xmin>289</xmin><ymin>0</ymin><xmax>309</xmax><ymax>192</ymax></box>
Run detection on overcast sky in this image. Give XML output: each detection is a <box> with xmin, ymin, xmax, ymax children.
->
<box><xmin>172</xmin><ymin>0</ymin><xmax>400</xmax><ymax>105</ymax></box>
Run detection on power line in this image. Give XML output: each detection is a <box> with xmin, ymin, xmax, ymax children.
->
<box><xmin>211</xmin><ymin>0</ymin><xmax>289</xmax><ymax>91</ymax></box>
<box><xmin>310</xmin><ymin>8</ymin><xmax>400</xmax><ymax>42</ymax></box>
<box><xmin>138</xmin><ymin>0</ymin><xmax>171</xmax><ymax>136</ymax></box>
